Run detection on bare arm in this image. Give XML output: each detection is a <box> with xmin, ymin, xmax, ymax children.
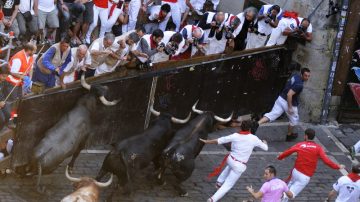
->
<box><xmin>305</xmin><ymin>32</ymin><xmax>312</xmax><ymax>42</ymax></box>
<box><xmin>326</xmin><ymin>190</ymin><xmax>337</xmax><ymax>201</ymax></box>
<box><xmin>285</xmin><ymin>190</ymin><xmax>293</xmax><ymax>199</ymax></box>
<box><xmin>246</xmin><ymin>186</ymin><xmax>263</xmax><ymax>199</ymax></box>
<box><xmin>33</xmin><ymin>0</ymin><xmax>39</xmax><ymax>15</ymax></box>
<box><xmin>287</xmin><ymin>89</ymin><xmax>295</xmax><ymax>113</ymax></box>
<box><xmin>10</xmin><ymin>5</ymin><xmax>19</xmax><ymax>24</ymax></box>
<box><xmin>199</xmin><ymin>138</ymin><xmax>218</xmax><ymax>144</ymax></box>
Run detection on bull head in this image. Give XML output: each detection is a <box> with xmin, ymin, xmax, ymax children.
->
<box><xmin>65</xmin><ymin>166</ymin><xmax>113</xmax><ymax>188</ymax></box>
<box><xmin>192</xmin><ymin>100</ymin><xmax>233</xmax><ymax>123</ymax></box>
<box><xmin>81</xmin><ymin>74</ymin><xmax>119</xmax><ymax>106</ymax></box>
<box><xmin>150</xmin><ymin>105</ymin><xmax>191</xmax><ymax>124</ymax></box>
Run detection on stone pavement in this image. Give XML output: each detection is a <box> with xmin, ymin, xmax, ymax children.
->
<box><xmin>0</xmin><ymin>122</ymin><xmax>358</xmax><ymax>202</ymax></box>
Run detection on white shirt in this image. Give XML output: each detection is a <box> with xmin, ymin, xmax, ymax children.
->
<box><xmin>189</xmin><ymin>0</ymin><xmax>205</xmax><ymax>11</ymax></box>
<box><xmin>333</xmin><ymin>176</ymin><xmax>360</xmax><ymax>202</ymax></box>
<box><xmin>148</xmin><ymin>5</ymin><xmax>171</xmax><ymax>22</ymax></box>
<box><xmin>38</xmin><ymin>0</ymin><xmax>56</xmax><ymax>12</ymax></box>
<box><xmin>19</xmin><ymin>0</ymin><xmax>34</xmax><ymax>14</ymax></box>
<box><xmin>60</xmin><ymin>48</ymin><xmax>91</xmax><ymax>84</ymax></box>
<box><xmin>257</xmin><ymin>4</ymin><xmax>283</xmax><ymax>36</ymax></box>
<box><xmin>161</xmin><ymin>31</ymin><xmax>185</xmax><ymax>56</ymax></box>
<box><xmin>217</xmin><ymin>133</ymin><xmax>268</xmax><ymax>163</ymax></box>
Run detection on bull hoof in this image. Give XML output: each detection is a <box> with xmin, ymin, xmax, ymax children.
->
<box><xmin>36</xmin><ymin>185</ymin><xmax>46</xmax><ymax>194</ymax></box>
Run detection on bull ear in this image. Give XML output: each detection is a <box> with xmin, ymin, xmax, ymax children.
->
<box><xmin>80</xmin><ymin>74</ymin><xmax>91</xmax><ymax>90</ymax></box>
<box><xmin>192</xmin><ymin>100</ymin><xmax>204</xmax><ymax>114</ymax></box>
<box><xmin>214</xmin><ymin>112</ymin><xmax>233</xmax><ymax>123</ymax></box>
<box><xmin>65</xmin><ymin>166</ymin><xmax>81</xmax><ymax>182</ymax></box>
<box><xmin>171</xmin><ymin>112</ymin><xmax>191</xmax><ymax>124</ymax></box>
<box><xmin>99</xmin><ymin>96</ymin><xmax>119</xmax><ymax>106</ymax></box>
<box><xmin>95</xmin><ymin>174</ymin><xmax>113</xmax><ymax>188</ymax></box>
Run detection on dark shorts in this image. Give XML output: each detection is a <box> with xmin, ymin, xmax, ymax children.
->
<box><xmin>82</xmin><ymin>1</ymin><xmax>94</xmax><ymax>24</ymax></box>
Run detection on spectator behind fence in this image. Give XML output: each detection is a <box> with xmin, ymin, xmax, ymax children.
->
<box><xmin>85</xmin><ymin>0</ymin><xmax>108</xmax><ymax>44</ymax></box>
<box><xmin>233</xmin><ymin>7</ymin><xmax>257</xmax><ymax>51</ymax></box>
<box><xmin>59</xmin><ymin>44</ymin><xmax>91</xmax><ymax>88</ymax></box>
<box><xmin>4</xmin><ymin>43</ymin><xmax>37</xmax><ymax>101</ymax></box>
<box><xmin>32</xmin><ymin>35</ymin><xmax>71</xmax><ymax>88</ymax></box>
<box><xmin>57</xmin><ymin>0</ymin><xmax>86</xmax><ymax>45</ymax></box>
<box><xmin>144</xmin><ymin>3</ymin><xmax>171</xmax><ymax>33</ymax></box>
<box><xmin>17</xmin><ymin>0</ymin><xmax>39</xmax><ymax>43</ymax></box>
<box><xmin>36</xmin><ymin>0</ymin><xmax>60</xmax><ymax>44</ymax></box>
<box><xmin>246</xmin><ymin>4</ymin><xmax>282</xmax><ymax>49</ymax></box>
<box><xmin>134</xmin><ymin>29</ymin><xmax>164</xmax><ymax>64</ymax></box>
<box><xmin>88</xmin><ymin>33</ymin><xmax>117</xmax><ymax>77</ymax></box>
<box><xmin>0</xmin><ymin>0</ymin><xmax>20</xmax><ymax>38</ymax></box>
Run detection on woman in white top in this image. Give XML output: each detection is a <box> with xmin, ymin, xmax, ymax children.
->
<box><xmin>200</xmin><ymin>120</ymin><xmax>268</xmax><ymax>202</ymax></box>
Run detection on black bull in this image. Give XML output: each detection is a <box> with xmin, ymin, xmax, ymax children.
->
<box><xmin>25</xmin><ymin>75</ymin><xmax>118</xmax><ymax>190</ymax></box>
<box><xmin>157</xmin><ymin>102</ymin><xmax>232</xmax><ymax>196</ymax></box>
<box><xmin>95</xmin><ymin>105</ymin><xmax>191</xmax><ymax>193</ymax></box>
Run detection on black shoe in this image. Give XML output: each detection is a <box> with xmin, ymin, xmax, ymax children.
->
<box><xmin>350</xmin><ymin>146</ymin><xmax>356</xmax><ymax>160</ymax></box>
<box><xmin>286</xmin><ymin>133</ymin><xmax>298</xmax><ymax>142</ymax></box>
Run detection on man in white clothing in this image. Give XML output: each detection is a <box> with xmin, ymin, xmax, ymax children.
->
<box><xmin>122</xmin><ymin>0</ymin><xmax>141</xmax><ymax>33</ymax></box>
<box><xmin>85</xmin><ymin>0</ymin><xmax>108</xmax><ymax>44</ymax></box>
<box><xmin>200</xmin><ymin>120</ymin><xmax>268</xmax><ymax>202</ymax></box>
<box><xmin>326</xmin><ymin>163</ymin><xmax>360</xmax><ymax>202</ymax></box>
<box><xmin>59</xmin><ymin>45</ymin><xmax>91</xmax><ymax>88</ymax></box>
<box><xmin>152</xmin><ymin>31</ymin><xmax>184</xmax><ymax>63</ymax></box>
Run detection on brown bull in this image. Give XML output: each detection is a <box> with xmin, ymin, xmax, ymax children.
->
<box><xmin>61</xmin><ymin>166</ymin><xmax>113</xmax><ymax>202</ymax></box>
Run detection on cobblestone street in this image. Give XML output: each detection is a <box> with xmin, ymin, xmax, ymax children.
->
<box><xmin>0</xmin><ymin>122</ymin><xmax>358</xmax><ymax>202</ymax></box>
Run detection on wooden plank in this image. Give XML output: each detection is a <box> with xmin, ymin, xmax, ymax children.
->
<box><xmin>0</xmin><ymin>156</ymin><xmax>11</xmax><ymax>170</ymax></box>
<box><xmin>332</xmin><ymin>0</ymin><xmax>360</xmax><ymax>96</ymax></box>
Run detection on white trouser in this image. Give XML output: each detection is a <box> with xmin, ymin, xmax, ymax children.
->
<box><xmin>122</xmin><ymin>0</ymin><xmax>141</xmax><ymax>33</ymax></box>
<box><xmin>86</xmin><ymin>5</ymin><xmax>108</xmax><ymax>43</ymax></box>
<box><xmin>266</xmin><ymin>26</ymin><xmax>287</xmax><ymax>46</ymax></box>
<box><xmin>264</xmin><ymin>96</ymin><xmax>299</xmax><ymax>126</ymax></box>
<box><xmin>210</xmin><ymin>156</ymin><xmax>246</xmax><ymax>202</ymax></box>
<box><xmin>94</xmin><ymin>62</ymin><xmax>118</xmax><ymax>76</ymax></box>
<box><xmin>162</xmin><ymin>1</ymin><xmax>181</xmax><ymax>31</ymax></box>
<box><xmin>245</xmin><ymin>33</ymin><xmax>268</xmax><ymax>49</ymax></box>
<box><xmin>104</xmin><ymin>8</ymin><xmax>123</xmax><ymax>37</ymax></box>
<box><xmin>281</xmin><ymin>168</ymin><xmax>310</xmax><ymax>202</ymax></box>
<box><xmin>354</xmin><ymin>140</ymin><xmax>360</xmax><ymax>153</ymax></box>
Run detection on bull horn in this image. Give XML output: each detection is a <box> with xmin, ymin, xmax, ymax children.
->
<box><xmin>65</xmin><ymin>166</ymin><xmax>81</xmax><ymax>182</ymax></box>
<box><xmin>95</xmin><ymin>174</ymin><xmax>113</xmax><ymax>188</ymax></box>
<box><xmin>171</xmin><ymin>112</ymin><xmax>191</xmax><ymax>124</ymax></box>
<box><xmin>214</xmin><ymin>112</ymin><xmax>233</xmax><ymax>123</ymax></box>
<box><xmin>80</xmin><ymin>74</ymin><xmax>91</xmax><ymax>90</ymax></box>
<box><xmin>192</xmin><ymin>100</ymin><xmax>204</xmax><ymax>114</ymax></box>
<box><xmin>99</xmin><ymin>96</ymin><xmax>118</xmax><ymax>106</ymax></box>
<box><xmin>150</xmin><ymin>105</ymin><xmax>160</xmax><ymax>116</ymax></box>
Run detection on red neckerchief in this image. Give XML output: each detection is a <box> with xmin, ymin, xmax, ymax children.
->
<box><xmin>149</xmin><ymin>35</ymin><xmax>157</xmax><ymax>49</ymax></box>
<box><xmin>109</xmin><ymin>2</ymin><xmax>117</xmax><ymax>18</ymax></box>
<box><xmin>283</xmin><ymin>11</ymin><xmax>300</xmax><ymax>26</ymax></box>
<box><xmin>158</xmin><ymin>10</ymin><xmax>166</xmax><ymax>21</ymax></box>
<box><xmin>191</xmin><ymin>25</ymin><xmax>196</xmax><ymax>32</ymax></box>
<box><xmin>229</xmin><ymin>15</ymin><xmax>236</xmax><ymax>25</ymax></box>
<box><xmin>348</xmin><ymin>173</ymin><xmax>360</xmax><ymax>182</ymax></box>
<box><xmin>239</xmin><ymin>131</ymin><xmax>251</xmax><ymax>135</ymax></box>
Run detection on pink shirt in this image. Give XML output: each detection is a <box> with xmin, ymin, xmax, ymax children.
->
<box><xmin>259</xmin><ymin>178</ymin><xmax>289</xmax><ymax>202</ymax></box>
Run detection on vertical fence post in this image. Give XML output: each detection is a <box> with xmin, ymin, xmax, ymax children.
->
<box><xmin>144</xmin><ymin>76</ymin><xmax>158</xmax><ymax>129</ymax></box>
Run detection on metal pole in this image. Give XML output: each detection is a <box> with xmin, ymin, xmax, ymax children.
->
<box><xmin>320</xmin><ymin>0</ymin><xmax>350</xmax><ymax>124</ymax></box>
<box><xmin>144</xmin><ymin>76</ymin><xmax>158</xmax><ymax>129</ymax></box>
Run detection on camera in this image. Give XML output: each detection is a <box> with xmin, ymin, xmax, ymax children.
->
<box><xmin>192</xmin><ymin>37</ymin><xmax>199</xmax><ymax>46</ymax></box>
<box><xmin>248</xmin><ymin>22</ymin><xmax>256</xmax><ymax>32</ymax></box>
<box><xmin>158</xmin><ymin>42</ymin><xmax>165</xmax><ymax>49</ymax></box>
<box><xmin>264</xmin><ymin>14</ymin><xmax>275</xmax><ymax>24</ymax></box>
<box><xmin>298</xmin><ymin>25</ymin><xmax>307</xmax><ymax>33</ymax></box>
<box><xmin>212</xmin><ymin>21</ymin><xmax>221</xmax><ymax>29</ymax></box>
<box><xmin>163</xmin><ymin>42</ymin><xmax>178</xmax><ymax>55</ymax></box>
<box><xmin>225</xmin><ymin>26</ymin><xmax>235</xmax><ymax>39</ymax></box>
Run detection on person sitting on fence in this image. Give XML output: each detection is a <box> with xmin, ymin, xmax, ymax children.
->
<box><xmin>4</xmin><ymin>43</ymin><xmax>37</xmax><ymax>101</ymax></box>
<box><xmin>32</xmin><ymin>35</ymin><xmax>72</xmax><ymax>88</ymax></box>
<box><xmin>58</xmin><ymin>45</ymin><xmax>91</xmax><ymax>88</ymax></box>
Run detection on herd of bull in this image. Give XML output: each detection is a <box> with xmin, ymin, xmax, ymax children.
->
<box><xmin>18</xmin><ymin>75</ymin><xmax>258</xmax><ymax>201</ymax></box>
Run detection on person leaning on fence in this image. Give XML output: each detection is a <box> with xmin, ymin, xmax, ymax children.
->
<box><xmin>32</xmin><ymin>35</ymin><xmax>71</xmax><ymax>88</ymax></box>
<box><xmin>4</xmin><ymin>43</ymin><xmax>37</xmax><ymax>101</ymax></box>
